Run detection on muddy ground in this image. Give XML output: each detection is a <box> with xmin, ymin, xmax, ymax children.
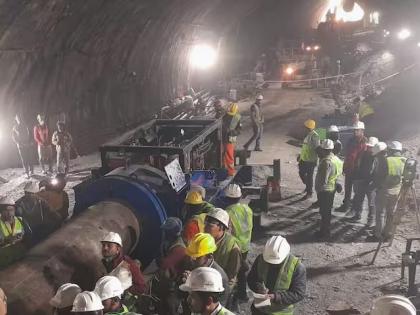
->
<box><xmin>1</xmin><ymin>84</ymin><xmax>420</xmax><ymax>314</ymax></box>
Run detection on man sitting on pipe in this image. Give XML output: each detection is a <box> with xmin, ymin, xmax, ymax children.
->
<box><xmin>100</xmin><ymin>232</ymin><xmax>146</xmax><ymax>311</ymax></box>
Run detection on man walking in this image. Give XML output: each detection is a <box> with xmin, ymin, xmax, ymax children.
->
<box><xmin>52</xmin><ymin>121</ymin><xmax>73</xmax><ymax>174</ymax></box>
<box><xmin>243</xmin><ymin>94</ymin><xmax>264</xmax><ymax>151</ymax></box>
<box><xmin>298</xmin><ymin>119</ymin><xmax>320</xmax><ymax>199</ymax></box>
<box><xmin>34</xmin><ymin>114</ymin><xmax>53</xmax><ymax>174</ymax></box>
<box><xmin>12</xmin><ymin>114</ymin><xmax>34</xmax><ymax>178</ymax></box>
<box><xmin>222</xmin><ymin>103</ymin><xmax>241</xmax><ymax>176</ymax></box>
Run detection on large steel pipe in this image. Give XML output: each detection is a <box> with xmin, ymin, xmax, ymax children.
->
<box><xmin>0</xmin><ymin>200</ymin><xmax>140</xmax><ymax>315</ymax></box>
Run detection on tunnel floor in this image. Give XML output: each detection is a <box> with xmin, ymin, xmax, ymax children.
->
<box><xmin>1</xmin><ymin>85</ymin><xmax>420</xmax><ymax>314</ymax></box>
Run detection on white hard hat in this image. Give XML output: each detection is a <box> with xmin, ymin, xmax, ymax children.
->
<box><xmin>0</xmin><ymin>196</ymin><xmax>15</xmax><ymax>206</ymax></box>
<box><xmin>49</xmin><ymin>283</ymin><xmax>81</xmax><ymax>309</ymax></box>
<box><xmin>263</xmin><ymin>235</ymin><xmax>290</xmax><ymax>264</ymax></box>
<box><xmin>320</xmin><ymin>139</ymin><xmax>334</xmax><ymax>150</ymax></box>
<box><xmin>388</xmin><ymin>141</ymin><xmax>403</xmax><ymax>151</ymax></box>
<box><xmin>371</xmin><ymin>295</ymin><xmax>416</xmax><ymax>315</ymax></box>
<box><xmin>179</xmin><ymin>267</ymin><xmax>224</xmax><ymax>293</ymax></box>
<box><xmin>224</xmin><ymin>184</ymin><xmax>242</xmax><ymax>198</ymax></box>
<box><xmin>72</xmin><ymin>291</ymin><xmax>104</xmax><ymax>312</ymax></box>
<box><xmin>94</xmin><ymin>276</ymin><xmax>124</xmax><ymax>301</ymax></box>
<box><xmin>327</xmin><ymin>125</ymin><xmax>339</xmax><ymax>133</ymax></box>
<box><xmin>101</xmin><ymin>232</ymin><xmax>123</xmax><ymax>247</ymax></box>
<box><xmin>24</xmin><ymin>181</ymin><xmax>39</xmax><ymax>193</ymax></box>
<box><xmin>372</xmin><ymin>142</ymin><xmax>387</xmax><ymax>156</ymax></box>
<box><xmin>366</xmin><ymin>137</ymin><xmax>379</xmax><ymax>147</ymax></box>
<box><xmin>256</xmin><ymin>94</ymin><xmax>264</xmax><ymax>100</ymax></box>
<box><xmin>206</xmin><ymin>208</ymin><xmax>230</xmax><ymax>228</ymax></box>
<box><xmin>190</xmin><ymin>184</ymin><xmax>206</xmax><ymax>199</ymax></box>
<box><xmin>353</xmin><ymin>121</ymin><xmax>365</xmax><ymax>130</ymax></box>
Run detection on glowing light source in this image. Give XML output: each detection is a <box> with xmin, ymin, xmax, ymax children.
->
<box><xmin>383</xmin><ymin>30</ymin><xmax>390</xmax><ymax>37</ymax></box>
<box><xmin>314</xmin><ymin>45</ymin><xmax>320</xmax><ymax>51</ymax></box>
<box><xmin>306</xmin><ymin>46</ymin><xmax>312</xmax><ymax>51</ymax></box>
<box><xmin>51</xmin><ymin>178</ymin><xmax>59</xmax><ymax>186</ymax></box>
<box><xmin>397</xmin><ymin>28</ymin><xmax>412</xmax><ymax>40</ymax></box>
<box><xmin>417</xmin><ymin>42</ymin><xmax>420</xmax><ymax>48</ymax></box>
<box><xmin>321</xmin><ymin>0</ymin><xmax>365</xmax><ymax>23</ymax></box>
<box><xmin>189</xmin><ymin>44</ymin><xmax>217</xmax><ymax>69</ymax></box>
<box><xmin>285</xmin><ymin>67</ymin><xmax>294</xmax><ymax>75</ymax></box>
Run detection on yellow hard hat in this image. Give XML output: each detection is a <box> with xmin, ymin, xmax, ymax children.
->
<box><xmin>186</xmin><ymin>233</ymin><xmax>217</xmax><ymax>258</ymax></box>
<box><xmin>227</xmin><ymin>103</ymin><xmax>238</xmax><ymax>116</ymax></box>
<box><xmin>185</xmin><ymin>191</ymin><xmax>203</xmax><ymax>205</ymax></box>
<box><xmin>304</xmin><ymin>119</ymin><xmax>316</xmax><ymax>130</ymax></box>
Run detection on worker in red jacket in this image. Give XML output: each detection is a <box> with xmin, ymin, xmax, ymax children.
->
<box><xmin>336</xmin><ymin>121</ymin><xmax>367</xmax><ymax>212</ymax></box>
<box><xmin>33</xmin><ymin>114</ymin><xmax>53</xmax><ymax>174</ymax></box>
<box><xmin>101</xmin><ymin>231</ymin><xmax>146</xmax><ymax>310</ymax></box>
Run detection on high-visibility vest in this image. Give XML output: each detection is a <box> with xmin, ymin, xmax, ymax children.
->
<box><xmin>359</xmin><ymin>101</ymin><xmax>375</xmax><ymax>119</ymax></box>
<box><xmin>226</xmin><ymin>203</ymin><xmax>253</xmax><ymax>253</ymax></box>
<box><xmin>214</xmin><ymin>232</ymin><xmax>240</xmax><ymax>272</ymax></box>
<box><xmin>256</xmin><ymin>254</ymin><xmax>300</xmax><ymax>315</ymax></box>
<box><xmin>107</xmin><ymin>305</ymin><xmax>129</xmax><ymax>314</ymax></box>
<box><xmin>386</xmin><ymin>156</ymin><xmax>407</xmax><ymax>188</ymax></box>
<box><xmin>320</xmin><ymin>154</ymin><xmax>343</xmax><ymax>192</ymax></box>
<box><xmin>217</xmin><ymin>305</ymin><xmax>236</xmax><ymax>315</ymax></box>
<box><xmin>228</xmin><ymin>114</ymin><xmax>241</xmax><ymax>143</ymax></box>
<box><xmin>0</xmin><ymin>217</ymin><xmax>24</xmax><ymax>243</ymax></box>
<box><xmin>300</xmin><ymin>130</ymin><xmax>319</xmax><ymax>163</ymax></box>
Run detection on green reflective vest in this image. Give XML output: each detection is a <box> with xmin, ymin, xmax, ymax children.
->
<box><xmin>107</xmin><ymin>305</ymin><xmax>129</xmax><ymax>314</ymax></box>
<box><xmin>256</xmin><ymin>254</ymin><xmax>300</xmax><ymax>315</ymax></box>
<box><xmin>0</xmin><ymin>217</ymin><xmax>24</xmax><ymax>241</ymax></box>
<box><xmin>218</xmin><ymin>305</ymin><xmax>236</xmax><ymax>315</ymax></box>
<box><xmin>214</xmin><ymin>232</ymin><xmax>239</xmax><ymax>272</ymax></box>
<box><xmin>226</xmin><ymin>203</ymin><xmax>253</xmax><ymax>253</ymax></box>
<box><xmin>228</xmin><ymin>114</ymin><xmax>241</xmax><ymax>143</ymax></box>
<box><xmin>0</xmin><ymin>217</ymin><xmax>26</xmax><ymax>268</ymax></box>
<box><xmin>300</xmin><ymin>130</ymin><xmax>319</xmax><ymax>163</ymax></box>
<box><xmin>320</xmin><ymin>154</ymin><xmax>343</xmax><ymax>192</ymax></box>
<box><xmin>386</xmin><ymin>156</ymin><xmax>407</xmax><ymax>191</ymax></box>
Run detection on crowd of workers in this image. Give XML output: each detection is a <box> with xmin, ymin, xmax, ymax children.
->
<box><xmin>298</xmin><ymin>116</ymin><xmax>411</xmax><ymax>241</ymax></box>
<box><xmin>12</xmin><ymin>113</ymin><xmax>74</xmax><ymax>178</ymax></box>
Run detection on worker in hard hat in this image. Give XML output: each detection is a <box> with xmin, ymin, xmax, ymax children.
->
<box><xmin>0</xmin><ymin>287</ymin><xmax>6</xmax><ymax>315</ymax></box>
<box><xmin>223</xmin><ymin>183</ymin><xmax>253</xmax><ymax>301</ymax></box>
<box><xmin>52</xmin><ymin>121</ymin><xmax>73</xmax><ymax>174</ymax></box>
<box><xmin>243</xmin><ymin>94</ymin><xmax>264</xmax><ymax>152</ymax></box>
<box><xmin>373</xmin><ymin>141</ymin><xmax>407</xmax><ymax>240</ymax></box>
<box><xmin>0</xmin><ymin>196</ymin><xmax>27</xmax><ymax>268</ymax></box>
<box><xmin>298</xmin><ymin>119</ymin><xmax>320</xmax><ymax>199</ymax></box>
<box><xmin>72</xmin><ymin>291</ymin><xmax>104</xmax><ymax>315</ymax></box>
<box><xmin>180</xmin><ymin>267</ymin><xmax>235</xmax><ymax>315</ymax></box>
<box><xmin>34</xmin><ymin>113</ymin><xmax>53</xmax><ymax>175</ymax></box>
<box><xmin>182</xmin><ymin>190</ymin><xmax>214</xmax><ymax>244</ymax></box>
<box><xmin>101</xmin><ymin>231</ymin><xmax>146</xmax><ymax>303</ymax></box>
<box><xmin>348</xmin><ymin>137</ymin><xmax>379</xmax><ymax>224</ymax></box>
<box><xmin>50</xmin><ymin>283</ymin><xmax>82</xmax><ymax>315</ymax></box>
<box><xmin>214</xmin><ymin>99</ymin><xmax>225</xmax><ymax>119</ymax></box>
<box><xmin>222</xmin><ymin>103</ymin><xmax>242</xmax><ymax>176</ymax></box>
<box><xmin>204</xmin><ymin>208</ymin><xmax>241</xmax><ymax>283</ymax></box>
<box><xmin>12</xmin><ymin>114</ymin><xmax>34</xmax><ymax>179</ymax></box>
<box><xmin>336</xmin><ymin>121</ymin><xmax>367</xmax><ymax>212</ymax></box>
<box><xmin>94</xmin><ymin>276</ymin><xmax>129</xmax><ymax>314</ymax></box>
<box><xmin>315</xmin><ymin>139</ymin><xmax>343</xmax><ymax>238</ymax></box>
<box><xmin>247</xmin><ymin>235</ymin><xmax>306</xmax><ymax>314</ymax></box>
<box><xmin>370</xmin><ymin>142</ymin><xmax>388</xmax><ymax>241</ymax></box>
<box><xmin>183</xmin><ymin>233</ymin><xmax>230</xmax><ymax>305</ymax></box>
<box><xmin>369</xmin><ymin>294</ymin><xmax>416</xmax><ymax>315</ymax></box>
<box><xmin>326</xmin><ymin>125</ymin><xmax>342</xmax><ymax>156</ymax></box>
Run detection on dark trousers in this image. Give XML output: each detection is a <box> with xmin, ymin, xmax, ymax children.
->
<box><xmin>352</xmin><ymin>179</ymin><xmax>375</xmax><ymax>218</ymax></box>
<box><xmin>298</xmin><ymin>161</ymin><xmax>316</xmax><ymax>194</ymax></box>
<box><xmin>318</xmin><ymin>191</ymin><xmax>335</xmax><ymax>235</ymax></box>
<box><xmin>244</xmin><ymin>124</ymin><xmax>263</xmax><ymax>150</ymax></box>
<box><xmin>17</xmin><ymin>144</ymin><xmax>34</xmax><ymax>175</ymax></box>
<box><xmin>237</xmin><ymin>252</ymin><xmax>249</xmax><ymax>298</ymax></box>
<box><xmin>343</xmin><ymin>174</ymin><xmax>354</xmax><ymax>206</ymax></box>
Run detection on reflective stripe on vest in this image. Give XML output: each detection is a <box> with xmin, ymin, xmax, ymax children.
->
<box><xmin>256</xmin><ymin>254</ymin><xmax>299</xmax><ymax>315</ymax></box>
<box><xmin>321</xmin><ymin>154</ymin><xmax>343</xmax><ymax>192</ymax></box>
<box><xmin>228</xmin><ymin>114</ymin><xmax>241</xmax><ymax>143</ymax></box>
<box><xmin>226</xmin><ymin>203</ymin><xmax>253</xmax><ymax>253</ymax></box>
<box><xmin>0</xmin><ymin>217</ymin><xmax>24</xmax><ymax>240</ymax></box>
<box><xmin>300</xmin><ymin>130</ymin><xmax>319</xmax><ymax>162</ymax></box>
<box><xmin>107</xmin><ymin>305</ymin><xmax>129</xmax><ymax>314</ymax></box>
<box><xmin>387</xmin><ymin>156</ymin><xmax>407</xmax><ymax>177</ymax></box>
<box><xmin>214</xmin><ymin>233</ymin><xmax>239</xmax><ymax>272</ymax></box>
<box><xmin>217</xmin><ymin>306</ymin><xmax>235</xmax><ymax>315</ymax></box>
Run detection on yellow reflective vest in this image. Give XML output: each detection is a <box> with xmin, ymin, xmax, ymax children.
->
<box><xmin>226</xmin><ymin>203</ymin><xmax>253</xmax><ymax>253</ymax></box>
<box><xmin>300</xmin><ymin>130</ymin><xmax>319</xmax><ymax>163</ymax></box>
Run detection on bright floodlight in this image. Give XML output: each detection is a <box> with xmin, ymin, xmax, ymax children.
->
<box><xmin>285</xmin><ymin>67</ymin><xmax>294</xmax><ymax>75</ymax></box>
<box><xmin>190</xmin><ymin>44</ymin><xmax>217</xmax><ymax>69</ymax></box>
<box><xmin>417</xmin><ymin>42</ymin><xmax>420</xmax><ymax>48</ymax></box>
<box><xmin>398</xmin><ymin>28</ymin><xmax>411</xmax><ymax>40</ymax></box>
<box><xmin>314</xmin><ymin>45</ymin><xmax>320</xmax><ymax>51</ymax></box>
<box><xmin>306</xmin><ymin>46</ymin><xmax>312</xmax><ymax>51</ymax></box>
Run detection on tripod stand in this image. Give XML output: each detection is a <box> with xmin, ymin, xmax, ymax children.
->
<box><xmin>370</xmin><ymin>181</ymin><xmax>420</xmax><ymax>265</ymax></box>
